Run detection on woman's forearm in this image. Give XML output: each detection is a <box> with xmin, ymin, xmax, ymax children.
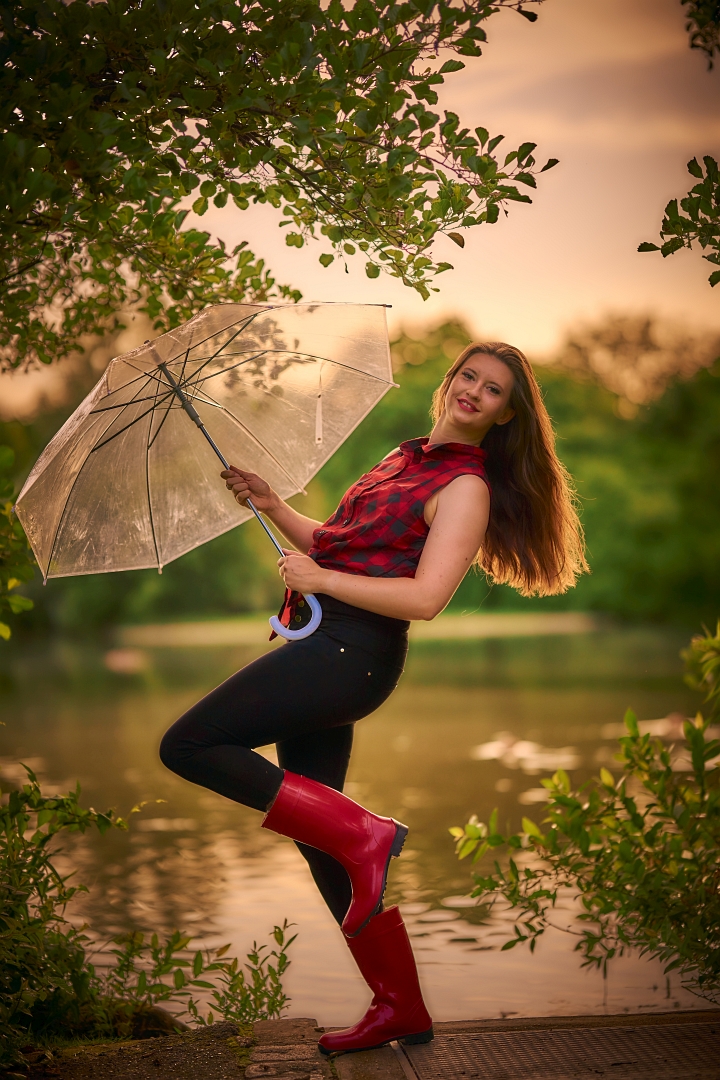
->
<box><xmin>265</xmin><ymin>499</ymin><xmax>322</xmax><ymax>554</ymax></box>
<box><xmin>317</xmin><ymin>567</ymin><xmax>445</xmax><ymax>622</ymax></box>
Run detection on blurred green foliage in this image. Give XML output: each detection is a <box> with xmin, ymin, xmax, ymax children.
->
<box><xmin>0</xmin><ymin>445</ymin><xmax>34</xmax><ymax>640</ymax></box>
<box><xmin>2</xmin><ymin>317</ymin><xmax>719</xmax><ymax>634</ymax></box>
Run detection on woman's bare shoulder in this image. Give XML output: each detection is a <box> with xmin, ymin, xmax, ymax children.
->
<box><xmin>439</xmin><ymin>472</ymin><xmax>489</xmax><ymax>498</ymax></box>
<box><xmin>425</xmin><ymin>473</ymin><xmax>489</xmax><ymax>527</ymax></box>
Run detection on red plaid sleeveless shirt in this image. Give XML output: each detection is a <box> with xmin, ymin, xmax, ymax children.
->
<box><xmin>272</xmin><ymin>438</ymin><xmax>489</xmax><ymax>634</ymax></box>
<box><xmin>309</xmin><ymin>437</ymin><xmax>489</xmax><ymax>577</ymax></box>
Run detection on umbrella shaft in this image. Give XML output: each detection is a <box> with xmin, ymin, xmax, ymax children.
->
<box><xmin>157</xmin><ymin>361</ymin><xmax>285</xmax><ymax>558</ymax></box>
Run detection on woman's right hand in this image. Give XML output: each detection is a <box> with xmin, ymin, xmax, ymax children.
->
<box><xmin>221</xmin><ymin>467</ymin><xmax>279</xmax><ymax>513</ymax></box>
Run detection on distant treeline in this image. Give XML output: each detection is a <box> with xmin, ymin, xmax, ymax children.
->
<box><xmin>2</xmin><ymin>317</ymin><xmax>719</xmax><ymax>633</ymax></box>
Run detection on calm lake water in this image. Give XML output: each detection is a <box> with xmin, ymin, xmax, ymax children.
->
<box><xmin>0</xmin><ymin>623</ymin><xmax>707</xmax><ymax>1023</ymax></box>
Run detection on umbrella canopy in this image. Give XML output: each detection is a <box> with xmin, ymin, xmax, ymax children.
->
<box><xmin>16</xmin><ymin>303</ymin><xmax>394</xmax><ymax>580</ymax></box>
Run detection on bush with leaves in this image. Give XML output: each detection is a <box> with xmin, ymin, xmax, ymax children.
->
<box><xmin>0</xmin><ymin>766</ymin><xmax>293</xmax><ymax>1068</ymax></box>
<box><xmin>1</xmin><ymin>0</ymin><xmax>554</xmax><ymax>368</ymax></box>
<box><xmin>101</xmin><ymin>922</ymin><xmax>295</xmax><ymax>1030</ymax></box>
<box><xmin>0</xmin><ymin>768</ymin><xmax>129</xmax><ymax>1063</ymax></box>
<box><xmin>451</xmin><ymin>623</ymin><xmax>720</xmax><ymax>1003</ymax></box>
<box><xmin>0</xmin><ymin>445</ymin><xmax>34</xmax><ymax>640</ymax></box>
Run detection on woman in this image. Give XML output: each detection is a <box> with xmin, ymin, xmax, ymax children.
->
<box><xmin>160</xmin><ymin>341</ymin><xmax>587</xmax><ymax>1054</ymax></box>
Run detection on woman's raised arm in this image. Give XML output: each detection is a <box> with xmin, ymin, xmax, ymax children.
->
<box><xmin>278</xmin><ymin>473</ymin><xmax>490</xmax><ymax>620</ymax></box>
<box><xmin>221</xmin><ymin>467</ymin><xmax>322</xmax><ymax>555</ymax></box>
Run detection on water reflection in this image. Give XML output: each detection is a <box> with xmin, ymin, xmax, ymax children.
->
<box><xmin>0</xmin><ymin>627</ymin><xmax>706</xmax><ymax>1022</ymax></box>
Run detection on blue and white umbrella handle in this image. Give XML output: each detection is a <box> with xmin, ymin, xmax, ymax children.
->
<box><xmin>268</xmin><ymin>594</ymin><xmax>323</xmax><ymax>641</ymax></box>
<box><xmin>157</xmin><ymin>361</ymin><xmax>323</xmax><ymax>641</ymax></box>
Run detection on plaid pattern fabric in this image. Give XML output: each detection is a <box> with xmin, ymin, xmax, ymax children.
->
<box><xmin>308</xmin><ymin>437</ymin><xmax>489</xmax><ymax>578</ymax></box>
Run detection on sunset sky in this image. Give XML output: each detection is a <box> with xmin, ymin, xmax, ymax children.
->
<box><xmin>198</xmin><ymin>0</ymin><xmax>720</xmax><ymax>355</ymax></box>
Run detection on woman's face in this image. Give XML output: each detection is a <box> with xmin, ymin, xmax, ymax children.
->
<box><xmin>443</xmin><ymin>353</ymin><xmax>516</xmax><ymax>440</ymax></box>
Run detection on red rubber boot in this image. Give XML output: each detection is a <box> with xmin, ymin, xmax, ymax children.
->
<box><xmin>318</xmin><ymin>905</ymin><xmax>433</xmax><ymax>1055</ymax></box>
<box><xmin>261</xmin><ymin>771</ymin><xmax>408</xmax><ymax>938</ymax></box>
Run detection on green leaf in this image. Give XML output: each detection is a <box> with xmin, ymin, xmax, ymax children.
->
<box><xmin>522</xmin><ymin>817</ymin><xmax>542</xmax><ymax>839</ymax></box>
<box><xmin>600</xmin><ymin>768</ymin><xmax>615</xmax><ymax>789</ymax></box>
<box><xmin>440</xmin><ymin>59</ymin><xmax>465</xmax><ymax>74</ymax></box>
<box><xmin>638</xmin><ymin>242</ymin><xmax>660</xmax><ymax>252</ymax></box>
<box><xmin>709</xmin><ymin>269</ymin><xmax>720</xmax><ymax>287</ymax></box>
<box><xmin>541</xmin><ymin>158</ymin><xmax>559</xmax><ymax>172</ymax></box>
<box><xmin>365</xmin><ymin>262</ymin><xmax>380</xmax><ymax>279</ymax></box>
<box><xmin>624</xmin><ymin>709</ymin><xmax>639</xmax><ymax>737</ymax></box>
<box><xmin>0</xmin><ymin>622</ymin><xmax>12</xmax><ymax>641</ymax></box>
<box><xmin>458</xmin><ymin>837</ymin><xmax>478</xmax><ymax>860</ymax></box>
<box><xmin>7</xmin><ymin>594</ymin><xmax>33</xmax><ymax>613</ymax></box>
<box><xmin>687</xmin><ymin>157</ymin><xmax>704</xmax><ymax>178</ymax></box>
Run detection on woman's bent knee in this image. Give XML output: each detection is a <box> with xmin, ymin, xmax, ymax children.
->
<box><xmin>159</xmin><ymin>723</ymin><xmax>191</xmax><ymax>777</ymax></box>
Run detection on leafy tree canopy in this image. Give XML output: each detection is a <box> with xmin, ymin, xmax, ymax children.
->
<box><xmin>639</xmin><ymin>155</ymin><xmax>720</xmax><ymax>288</ymax></box>
<box><xmin>640</xmin><ymin>5</ymin><xmax>720</xmax><ymax>280</ymax></box>
<box><xmin>683</xmin><ymin>0</ymin><xmax>720</xmax><ymax>66</ymax></box>
<box><xmin>1</xmin><ymin>0</ymin><xmax>551</xmax><ymax>370</ymax></box>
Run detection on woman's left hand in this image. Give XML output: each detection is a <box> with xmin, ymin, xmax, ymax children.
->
<box><xmin>278</xmin><ymin>551</ymin><xmax>329</xmax><ymax>594</ymax></box>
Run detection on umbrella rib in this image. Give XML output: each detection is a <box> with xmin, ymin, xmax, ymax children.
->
<box><xmin>188</xmin><ymin>350</ymin><xmax>395</xmax><ymax>389</ymax></box>
<box><xmin>180</xmin><ymin>351</ymin><xmax>270</xmax><ymax>391</ymax></box>
<box><xmin>145</xmin><ymin>381</ymin><xmax>162</xmax><ymax>569</ymax></box>
<box><xmin>114</xmin><ymin>327</ymin><xmax>256</xmax><ymax>402</ymax></box>
<box><xmin>42</xmin><ymin>434</ymin><xmax>101</xmax><ymax>581</ymax></box>
<box><xmin>147</xmin><ymin>394</ymin><xmax>174</xmax><ymax>451</ymax></box>
<box><xmin>90</xmin><ymin>398</ymin><xmax>175</xmax><ymax>454</ymax></box>
<box><xmin>90</xmin><ymin>391</ymin><xmax>173</xmax><ymax>414</ymax></box>
<box><xmin>90</xmin><ymin>363</ymin><xmax>180</xmax><ymax>414</ymax></box>
<box><xmin>174</xmin><ymin>310</ymin><xmax>264</xmax><ymax>376</ymax></box>
<box><xmin>175</xmin><ymin>323</ymin><xmax>257</xmax><ymax>388</ymax></box>
<box><xmin>103</xmin><ymin>361</ymin><xmax>175</xmax><ymax>395</ymax></box>
<box><xmin>198</xmin><ymin>388</ymin><xmax>306</xmax><ymax>494</ymax></box>
<box><xmin>158</xmin><ymin>314</ymin><xmax>262</xmax><ymax>392</ymax></box>
<box><xmin>178</xmin><ymin>345</ymin><xmax>192</xmax><ymax>391</ymax></box>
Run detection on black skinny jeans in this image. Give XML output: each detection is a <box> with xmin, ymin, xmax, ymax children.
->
<box><xmin>159</xmin><ymin>595</ymin><xmax>409</xmax><ymax>925</ymax></box>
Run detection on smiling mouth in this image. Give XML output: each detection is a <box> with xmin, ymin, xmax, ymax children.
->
<box><xmin>456</xmin><ymin>397</ymin><xmax>478</xmax><ymax>413</ymax></box>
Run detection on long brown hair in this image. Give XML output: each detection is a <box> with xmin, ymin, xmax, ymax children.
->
<box><xmin>432</xmin><ymin>342</ymin><xmax>588</xmax><ymax>596</ymax></box>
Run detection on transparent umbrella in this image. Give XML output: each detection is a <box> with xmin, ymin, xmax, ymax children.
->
<box><xmin>15</xmin><ymin>303</ymin><xmax>395</xmax><ymax>639</ymax></box>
